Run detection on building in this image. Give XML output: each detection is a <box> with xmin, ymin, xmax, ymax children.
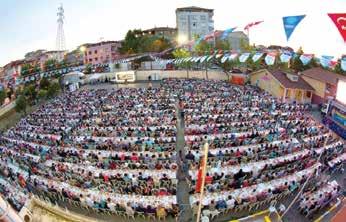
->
<box><xmin>24</xmin><ymin>49</ymin><xmax>47</xmax><ymax>61</ymax></box>
<box><xmin>176</xmin><ymin>6</ymin><xmax>214</xmax><ymax>41</ymax></box>
<box><xmin>221</xmin><ymin>31</ymin><xmax>249</xmax><ymax>51</ymax></box>
<box><xmin>83</xmin><ymin>41</ymin><xmax>122</xmax><ymax>65</ymax></box>
<box><xmin>250</xmin><ymin>69</ymin><xmax>314</xmax><ymax>103</ymax></box>
<box><xmin>141</xmin><ymin>27</ymin><xmax>177</xmax><ymax>40</ymax></box>
<box><xmin>2</xmin><ymin>60</ymin><xmax>24</xmax><ymax>88</ymax></box>
<box><xmin>301</xmin><ymin>67</ymin><xmax>346</xmax><ymax>105</ymax></box>
<box><xmin>64</xmin><ymin>49</ymin><xmax>84</xmax><ymax>66</ymax></box>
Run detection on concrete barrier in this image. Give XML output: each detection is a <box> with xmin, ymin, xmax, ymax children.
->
<box><xmin>135</xmin><ymin>70</ymin><xmax>229</xmax><ymax>81</ymax></box>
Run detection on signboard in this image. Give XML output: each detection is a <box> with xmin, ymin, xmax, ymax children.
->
<box><xmin>115</xmin><ymin>71</ymin><xmax>136</xmax><ymax>83</ymax></box>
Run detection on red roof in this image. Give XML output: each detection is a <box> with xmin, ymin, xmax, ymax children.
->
<box><xmin>301</xmin><ymin>67</ymin><xmax>346</xmax><ymax>85</ymax></box>
<box><xmin>270</xmin><ymin>70</ymin><xmax>314</xmax><ymax>91</ymax></box>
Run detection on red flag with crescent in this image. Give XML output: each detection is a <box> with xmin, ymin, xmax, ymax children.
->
<box><xmin>328</xmin><ymin>13</ymin><xmax>346</xmax><ymax>42</ymax></box>
<box><xmin>244</xmin><ymin>20</ymin><xmax>264</xmax><ymax>31</ymax></box>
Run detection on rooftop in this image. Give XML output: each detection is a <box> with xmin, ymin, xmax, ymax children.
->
<box><xmin>176</xmin><ymin>6</ymin><xmax>213</xmax><ymax>13</ymax></box>
<box><xmin>271</xmin><ymin>70</ymin><xmax>314</xmax><ymax>91</ymax></box>
<box><xmin>301</xmin><ymin>67</ymin><xmax>346</xmax><ymax>85</ymax></box>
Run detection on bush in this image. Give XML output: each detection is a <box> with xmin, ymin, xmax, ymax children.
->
<box><xmin>39</xmin><ymin>77</ymin><xmax>50</xmax><ymax>90</ymax></box>
<box><xmin>0</xmin><ymin>90</ymin><xmax>6</xmax><ymax>105</ymax></box>
<box><xmin>15</xmin><ymin>95</ymin><xmax>28</xmax><ymax>114</ymax></box>
<box><xmin>38</xmin><ymin>89</ymin><xmax>48</xmax><ymax>100</ymax></box>
<box><xmin>47</xmin><ymin>82</ymin><xmax>60</xmax><ymax>98</ymax></box>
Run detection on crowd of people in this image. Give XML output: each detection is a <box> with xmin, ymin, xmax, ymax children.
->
<box><xmin>0</xmin><ymin>78</ymin><xmax>344</xmax><ymax>220</ymax></box>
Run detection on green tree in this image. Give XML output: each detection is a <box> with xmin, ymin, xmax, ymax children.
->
<box><xmin>39</xmin><ymin>77</ymin><xmax>50</xmax><ymax>90</ymax></box>
<box><xmin>194</xmin><ymin>40</ymin><xmax>213</xmax><ymax>54</ymax></box>
<box><xmin>119</xmin><ymin>29</ymin><xmax>143</xmax><ymax>54</ymax></box>
<box><xmin>44</xmin><ymin>59</ymin><xmax>58</xmax><ymax>71</ymax></box>
<box><xmin>215</xmin><ymin>39</ymin><xmax>230</xmax><ymax>51</ymax></box>
<box><xmin>23</xmin><ymin>84</ymin><xmax>37</xmax><ymax>104</ymax></box>
<box><xmin>15</xmin><ymin>95</ymin><xmax>28</xmax><ymax>114</ymax></box>
<box><xmin>47</xmin><ymin>82</ymin><xmax>60</xmax><ymax>98</ymax></box>
<box><xmin>38</xmin><ymin>89</ymin><xmax>48</xmax><ymax>100</ymax></box>
<box><xmin>240</xmin><ymin>38</ymin><xmax>254</xmax><ymax>52</ymax></box>
<box><xmin>0</xmin><ymin>90</ymin><xmax>6</xmax><ymax>105</ymax></box>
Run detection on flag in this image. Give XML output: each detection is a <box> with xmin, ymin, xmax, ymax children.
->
<box><xmin>215</xmin><ymin>54</ymin><xmax>223</xmax><ymax>59</ymax></box>
<box><xmin>244</xmin><ymin>21</ymin><xmax>263</xmax><ymax>31</ymax></box>
<box><xmin>280</xmin><ymin>52</ymin><xmax>292</xmax><ymax>63</ymax></box>
<box><xmin>221</xmin><ymin>55</ymin><xmax>229</xmax><ymax>63</ymax></box>
<box><xmin>239</xmin><ymin>53</ymin><xmax>250</xmax><ymax>63</ymax></box>
<box><xmin>328</xmin><ymin>13</ymin><xmax>346</xmax><ymax>42</ymax></box>
<box><xmin>282</xmin><ymin>15</ymin><xmax>306</xmax><ymax>41</ymax></box>
<box><xmin>195</xmin><ymin>160</ymin><xmax>204</xmax><ymax>193</ymax></box>
<box><xmin>320</xmin><ymin>55</ymin><xmax>334</xmax><ymax>68</ymax></box>
<box><xmin>265</xmin><ymin>53</ymin><xmax>276</xmax><ymax>65</ymax></box>
<box><xmin>206</xmin><ymin>55</ymin><xmax>214</xmax><ymax>62</ymax></box>
<box><xmin>341</xmin><ymin>57</ymin><xmax>346</xmax><ymax>71</ymax></box>
<box><xmin>252</xmin><ymin>52</ymin><xmax>263</xmax><ymax>62</ymax></box>
<box><xmin>200</xmin><ymin>56</ymin><xmax>208</xmax><ymax>63</ymax></box>
<box><xmin>220</xmin><ymin>27</ymin><xmax>237</xmax><ymax>40</ymax></box>
<box><xmin>228</xmin><ymin>53</ymin><xmax>238</xmax><ymax>61</ymax></box>
<box><xmin>300</xmin><ymin>54</ymin><xmax>313</xmax><ymax>65</ymax></box>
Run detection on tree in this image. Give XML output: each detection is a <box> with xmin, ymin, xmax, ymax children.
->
<box><xmin>215</xmin><ymin>39</ymin><xmax>230</xmax><ymax>51</ymax></box>
<box><xmin>23</xmin><ymin>84</ymin><xmax>37</xmax><ymax>104</ymax></box>
<box><xmin>15</xmin><ymin>95</ymin><xmax>28</xmax><ymax>114</ymax></box>
<box><xmin>119</xmin><ymin>29</ymin><xmax>143</xmax><ymax>54</ymax></box>
<box><xmin>39</xmin><ymin>77</ymin><xmax>50</xmax><ymax>90</ymax></box>
<box><xmin>194</xmin><ymin>40</ymin><xmax>213</xmax><ymax>54</ymax></box>
<box><xmin>38</xmin><ymin>89</ymin><xmax>48</xmax><ymax>100</ymax></box>
<box><xmin>0</xmin><ymin>90</ymin><xmax>6</xmax><ymax>105</ymax></box>
<box><xmin>240</xmin><ymin>38</ymin><xmax>254</xmax><ymax>52</ymax></box>
<box><xmin>44</xmin><ymin>59</ymin><xmax>58</xmax><ymax>71</ymax></box>
<box><xmin>47</xmin><ymin>82</ymin><xmax>60</xmax><ymax>98</ymax></box>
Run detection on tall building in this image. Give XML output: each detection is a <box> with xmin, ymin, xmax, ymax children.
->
<box><xmin>83</xmin><ymin>41</ymin><xmax>122</xmax><ymax>65</ymax></box>
<box><xmin>176</xmin><ymin>6</ymin><xmax>214</xmax><ymax>42</ymax></box>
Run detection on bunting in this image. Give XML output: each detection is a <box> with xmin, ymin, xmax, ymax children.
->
<box><xmin>265</xmin><ymin>52</ymin><xmax>276</xmax><ymax>65</ymax></box>
<box><xmin>300</xmin><ymin>54</ymin><xmax>314</xmax><ymax>65</ymax></box>
<box><xmin>328</xmin><ymin>13</ymin><xmax>346</xmax><ymax>42</ymax></box>
<box><xmin>239</xmin><ymin>53</ymin><xmax>250</xmax><ymax>63</ymax></box>
<box><xmin>228</xmin><ymin>53</ymin><xmax>238</xmax><ymax>61</ymax></box>
<box><xmin>221</xmin><ymin>55</ymin><xmax>229</xmax><ymax>63</ymax></box>
<box><xmin>252</xmin><ymin>52</ymin><xmax>263</xmax><ymax>62</ymax></box>
<box><xmin>282</xmin><ymin>15</ymin><xmax>306</xmax><ymax>41</ymax></box>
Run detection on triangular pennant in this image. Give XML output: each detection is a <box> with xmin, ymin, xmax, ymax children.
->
<box><xmin>252</xmin><ymin>52</ymin><xmax>263</xmax><ymax>62</ymax></box>
<box><xmin>280</xmin><ymin>52</ymin><xmax>292</xmax><ymax>63</ymax></box>
<box><xmin>228</xmin><ymin>53</ymin><xmax>238</xmax><ymax>61</ymax></box>
<box><xmin>320</xmin><ymin>55</ymin><xmax>334</xmax><ymax>68</ymax></box>
<box><xmin>300</xmin><ymin>54</ymin><xmax>314</xmax><ymax>65</ymax></box>
<box><xmin>328</xmin><ymin>13</ymin><xmax>346</xmax><ymax>42</ymax></box>
<box><xmin>221</xmin><ymin>55</ymin><xmax>229</xmax><ymax>63</ymax></box>
<box><xmin>239</xmin><ymin>53</ymin><xmax>250</xmax><ymax>63</ymax></box>
<box><xmin>282</xmin><ymin>15</ymin><xmax>306</xmax><ymax>41</ymax></box>
<box><xmin>265</xmin><ymin>53</ymin><xmax>276</xmax><ymax>65</ymax></box>
<box><xmin>220</xmin><ymin>27</ymin><xmax>237</xmax><ymax>40</ymax></box>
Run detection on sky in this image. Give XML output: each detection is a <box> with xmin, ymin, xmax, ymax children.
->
<box><xmin>0</xmin><ymin>0</ymin><xmax>345</xmax><ymax>66</ymax></box>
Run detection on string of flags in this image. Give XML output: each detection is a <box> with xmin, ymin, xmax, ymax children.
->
<box><xmin>169</xmin><ymin>50</ymin><xmax>346</xmax><ymax>71</ymax></box>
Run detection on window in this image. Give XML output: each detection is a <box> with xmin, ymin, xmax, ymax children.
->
<box><xmin>192</xmin><ymin>22</ymin><xmax>197</xmax><ymax>27</ymax></box>
<box><xmin>179</xmin><ymin>16</ymin><xmax>186</xmax><ymax>20</ymax></box>
<box><xmin>200</xmin><ymin>15</ymin><xmax>206</xmax><ymax>20</ymax></box>
<box><xmin>94</xmin><ymin>50</ymin><xmax>97</xmax><ymax>54</ymax></box>
<box><xmin>88</xmin><ymin>51</ymin><xmax>92</xmax><ymax>55</ymax></box>
<box><xmin>89</xmin><ymin>59</ymin><xmax>92</xmax><ymax>62</ymax></box>
<box><xmin>95</xmin><ymin>57</ymin><xmax>98</xmax><ymax>61</ymax></box>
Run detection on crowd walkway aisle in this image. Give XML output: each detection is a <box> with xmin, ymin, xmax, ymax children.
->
<box><xmin>175</xmin><ymin>100</ymin><xmax>193</xmax><ymax>222</ymax></box>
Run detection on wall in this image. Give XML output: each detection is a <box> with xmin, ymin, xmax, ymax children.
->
<box><xmin>135</xmin><ymin>70</ymin><xmax>228</xmax><ymax>81</ymax></box>
<box><xmin>250</xmin><ymin>70</ymin><xmax>284</xmax><ymax>100</ymax></box>
<box><xmin>301</xmin><ymin>75</ymin><xmax>326</xmax><ymax>98</ymax></box>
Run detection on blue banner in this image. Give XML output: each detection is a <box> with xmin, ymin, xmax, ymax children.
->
<box><xmin>283</xmin><ymin>15</ymin><xmax>306</xmax><ymax>41</ymax></box>
<box><xmin>252</xmin><ymin>52</ymin><xmax>263</xmax><ymax>62</ymax></box>
<box><xmin>320</xmin><ymin>55</ymin><xmax>334</xmax><ymax>68</ymax></box>
<box><xmin>239</xmin><ymin>53</ymin><xmax>250</xmax><ymax>63</ymax></box>
<box><xmin>341</xmin><ymin>58</ymin><xmax>346</xmax><ymax>71</ymax></box>
<box><xmin>280</xmin><ymin>52</ymin><xmax>292</xmax><ymax>63</ymax></box>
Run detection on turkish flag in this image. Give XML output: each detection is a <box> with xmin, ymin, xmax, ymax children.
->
<box><xmin>328</xmin><ymin>13</ymin><xmax>346</xmax><ymax>42</ymax></box>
